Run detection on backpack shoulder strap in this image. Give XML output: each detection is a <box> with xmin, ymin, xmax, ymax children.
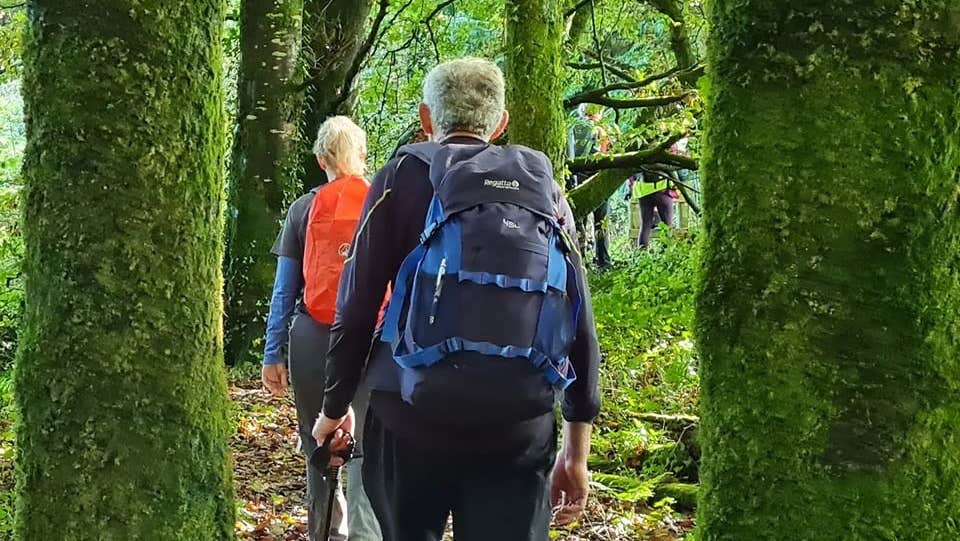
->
<box><xmin>395</xmin><ymin>142</ymin><xmax>442</xmax><ymax>167</ymax></box>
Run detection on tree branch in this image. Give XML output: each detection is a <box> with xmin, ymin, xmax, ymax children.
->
<box><xmin>581</xmin><ymin>49</ymin><xmax>636</xmax><ymax>73</ymax></box>
<box><xmin>567</xmin><ymin>62</ymin><xmax>636</xmax><ymax>83</ymax></box>
<box><xmin>566</xmin><ymin>62</ymin><xmax>636</xmax><ymax>83</ymax></box>
<box><xmin>563</xmin><ymin>65</ymin><xmax>690</xmax><ymax>107</ymax></box>
<box><xmin>644</xmin><ymin>0</ymin><xmax>699</xmax><ymax>82</ymax></box>
<box><xmin>589</xmin><ymin>1</ymin><xmax>607</xmax><ymax>86</ymax></box>
<box><xmin>564</xmin><ymin>0</ymin><xmax>593</xmax><ymax>18</ymax></box>
<box><xmin>373</xmin><ymin>0</ymin><xmax>416</xmax><ymax>56</ymax></box>
<box><xmin>568</xmin><ymin>134</ymin><xmax>696</xmax><ymax>173</ymax></box>
<box><xmin>419</xmin><ymin>0</ymin><xmax>457</xmax><ymax>28</ymax></box>
<box><xmin>332</xmin><ymin>0</ymin><xmax>391</xmax><ymax>109</ymax></box>
<box><xmin>384</xmin><ymin>0</ymin><xmax>456</xmax><ymax>55</ymax></box>
<box><xmin>567</xmin><ymin>133</ymin><xmax>698</xmax><ymax>218</ymax></box>
<box><xmin>567</xmin><ymin>169</ymin><xmax>631</xmax><ymax>220</ymax></box>
<box><xmin>565</xmin><ymin>92</ymin><xmax>691</xmax><ymax>110</ymax></box>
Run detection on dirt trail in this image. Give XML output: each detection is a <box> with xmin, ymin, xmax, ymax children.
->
<box><xmin>230</xmin><ymin>380</ymin><xmax>690</xmax><ymax>541</ymax></box>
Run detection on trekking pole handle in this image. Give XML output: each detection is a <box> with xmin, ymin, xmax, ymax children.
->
<box><xmin>309</xmin><ymin>431</ymin><xmax>356</xmax><ymax>473</ymax></box>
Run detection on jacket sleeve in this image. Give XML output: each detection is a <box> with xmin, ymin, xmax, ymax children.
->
<box><xmin>262</xmin><ymin>256</ymin><xmax>304</xmax><ymax>366</ymax></box>
<box><xmin>556</xmin><ymin>194</ymin><xmax>602</xmax><ymax>423</ymax></box>
<box><xmin>322</xmin><ymin>164</ymin><xmax>400</xmax><ymax>419</ymax></box>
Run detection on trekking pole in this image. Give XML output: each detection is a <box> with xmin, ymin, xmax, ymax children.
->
<box><xmin>310</xmin><ymin>431</ymin><xmax>356</xmax><ymax>541</ymax></box>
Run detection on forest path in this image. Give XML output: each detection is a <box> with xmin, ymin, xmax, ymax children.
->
<box><xmin>229</xmin><ymin>378</ymin><xmax>687</xmax><ymax>541</ymax></box>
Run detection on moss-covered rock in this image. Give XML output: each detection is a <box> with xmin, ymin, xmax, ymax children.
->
<box><xmin>16</xmin><ymin>2</ymin><xmax>235</xmax><ymax>539</ymax></box>
<box><xmin>653</xmin><ymin>482</ymin><xmax>698</xmax><ymax>511</ymax></box>
<box><xmin>697</xmin><ymin>1</ymin><xmax>960</xmax><ymax>539</ymax></box>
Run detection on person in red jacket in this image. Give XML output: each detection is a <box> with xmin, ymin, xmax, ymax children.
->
<box><xmin>261</xmin><ymin>116</ymin><xmax>381</xmax><ymax>540</ymax></box>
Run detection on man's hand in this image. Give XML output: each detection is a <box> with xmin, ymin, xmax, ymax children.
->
<box><xmin>551</xmin><ymin>451</ymin><xmax>590</xmax><ymax>525</ymax></box>
<box><xmin>551</xmin><ymin>421</ymin><xmax>593</xmax><ymax>526</ymax></box>
<box><xmin>261</xmin><ymin>363</ymin><xmax>288</xmax><ymax>397</ymax></box>
<box><xmin>312</xmin><ymin>406</ymin><xmax>355</xmax><ymax>466</ymax></box>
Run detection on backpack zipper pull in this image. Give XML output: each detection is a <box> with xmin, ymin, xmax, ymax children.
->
<box><xmin>429</xmin><ymin>257</ymin><xmax>447</xmax><ymax>325</ymax></box>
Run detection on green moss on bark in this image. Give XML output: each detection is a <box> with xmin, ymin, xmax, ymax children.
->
<box><xmin>16</xmin><ymin>2</ymin><xmax>235</xmax><ymax>539</ymax></box>
<box><xmin>299</xmin><ymin>0</ymin><xmax>373</xmax><ymax>188</ymax></box>
<box><xmin>650</xmin><ymin>0</ymin><xmax>697</xmax><ymax>76</ymax></box>
<box><xmin>505</xmin><ymin>0</ymin><xmax>567</xmax><ymax>179</ymax></box>
<box><xmin>697</xmin><ymin>2</ymin><xmax>960</xmax><ymax>539</ymax></box>
<box><xmin>568</xmin><ymin>169</ymin><xmax>631</xmax><ymax>220</ymax></box>
<box><xmin>224</xmin><ymin>0</ymin><xmax>303</xmax><ymax>366</ymax></box>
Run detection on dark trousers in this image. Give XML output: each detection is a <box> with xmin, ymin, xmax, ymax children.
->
<box><xmin>290</xmin><ymin>314</ymin><xmax>381</xmax><ymax>540</ymax></box>
<box><xmin>289</xmin><ymin>315</ymin><xmax>347</xmax><ymax>541</ymax></box>
<box><xmin>639</xmin><ymin>190</ymin><xmax>675</xmax><ymax>248</ymax></box>
<box><xmin>362</xmin><ymin>411</ymin><xmax>555</xmax><ymax>541</ymax></box>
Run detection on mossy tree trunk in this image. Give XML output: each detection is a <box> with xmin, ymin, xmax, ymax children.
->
<box><xmin>299</xmin><ymin>0</ymin><xmax>373</xmax><ymax>189</ymax></box>
<box><xmin>224</xmin><ymin>0</ymin><xmax>302</xmax><ymax>366</ymax></box>
<box><xmin>649</xmin><ymin>0</ymin><xmax>696</xmax><ymax>74</ymax></box>
<box><xmin>593</xmin><ymin>201</ymin><xmax>611</xmax><ymax>267</ymax></box>
<box><xmin>505</xmin><ymin>0</ymin><xmax>567</xmax><ymax>179</ymax></box>
<box><xmin>16</xmin><ymin>2</ymin><xmax>235</xmax><ymax>539</ymax></box>
<box><xmin>697</xmin><ymin>2</ymin><xmax>960</xmax><ymax>539</ymax></box>
<box><xmin>564</xmin><ymin>0</ymin><xmax>595</xmax><ymax>49</ymax></box>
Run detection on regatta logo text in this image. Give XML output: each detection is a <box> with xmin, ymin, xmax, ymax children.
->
<box><xmin>483</xmin><ymin>178</ymin><xmax>520</xmax><ymax>191</ymax></box>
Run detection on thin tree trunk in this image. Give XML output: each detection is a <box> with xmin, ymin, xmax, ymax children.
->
<box><xmin>650</xmin><ymin>0</ymin><xmax>696</xmax><ymax>75</ymax></box>
<box><xmin>16</xmin><ymin>2</ymin><xmax>235</xmax><ymax>539</ymax></box>
<box><xmin>697</xmin><ymin>2</ymin><xmax>960</xmax><ymax>538</ymax></box>
<box><xmin>299</xmin><ymin>0</ymin><xmax>374</xmax><ymax>189</ymax></box>
<box><xmin>224</xmin><ymin>0</ymin><xmax>303</xmax><ymax>366</ymax></box>
<box><xmin>505</xmin><ymin>0</ymin><xmax>567</xmax><ymax>179</ymax></box>
<box><xmin>593</xmin><ymin>200</ymin><xmax>611</xmax><ymax>267</ymax></box>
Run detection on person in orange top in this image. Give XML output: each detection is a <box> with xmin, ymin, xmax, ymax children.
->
<box><xmin>261</xmin><ymin>116</ymin><xmax>381</xmax><ymax>541</ymax></box>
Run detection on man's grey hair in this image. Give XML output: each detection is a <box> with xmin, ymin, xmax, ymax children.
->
<box><xmin>422</xmin><ymin>57</ymin><xmax>506</xmax><ymax>140</ymax></box>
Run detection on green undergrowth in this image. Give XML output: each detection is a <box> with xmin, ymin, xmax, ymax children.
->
<box><xmin>586</xmin><ymin>229</ymin><xmax>701</xmax><ymax>530</ymax></box>
<box><xmin>0</xmin><ymin>79</ymin><xmax>22</xmax><ymax>541</ymax></box>
<box><xmin>0</xmin><ymin>370</ymin><xmax>14</xmax><ymax>541</ymax></box>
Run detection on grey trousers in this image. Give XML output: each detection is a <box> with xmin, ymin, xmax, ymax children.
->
<box><xmin>289</xmin><ymin>313</ymin><xmax>382</xmax><ymax>541</ymax></box>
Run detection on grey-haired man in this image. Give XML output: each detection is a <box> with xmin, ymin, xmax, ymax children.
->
<box><xmin>314</xmin><ymin>58</ymin><xmax>601</xmax><ymax>541</ymax></box>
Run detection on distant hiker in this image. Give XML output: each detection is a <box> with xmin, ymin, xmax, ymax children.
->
<box><xmin>629</xmin><ymin>139</ymin><xmax>686</xmax><ymax>249</ymax></box>
<box><xmin>568</xmin><ymin>104</ymin><xmax>612</xmax><ymax>267</ymax></box>
<box><xmin>312</xmin><ymin>58</ymin><xmax>601</xmax><ymax>541</ymax></box>
<box><xmin>261</xmin><ymin>116</ymin><xmax>382</xmax><ymax>541</ymax></box>
<box><xmin>627</xmin><ymin>170</ymin><xmax>674</xmax><ymax>248</ymax></box>
<box><xmin>632</xmin><ymin>138</ymin><xmax>691</xmax><ymax>248</ymax></box>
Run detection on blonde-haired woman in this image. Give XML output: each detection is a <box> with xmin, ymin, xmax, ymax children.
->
<box><xmin>261</xmin><ymin>115</ymin><xmax>382</xmax><ymax>540</ymax></box>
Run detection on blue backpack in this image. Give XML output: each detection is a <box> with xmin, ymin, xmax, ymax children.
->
<box><xmin>381</xmin><ymin>142</ymin><xmax>582</xmax><ymax>420</ymax></box>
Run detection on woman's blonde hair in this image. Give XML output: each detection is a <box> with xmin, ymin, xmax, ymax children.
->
<box><xmin>312</xmin><ymin>116</ymin><xmax>367</xmax><ymax>178</ymax></box>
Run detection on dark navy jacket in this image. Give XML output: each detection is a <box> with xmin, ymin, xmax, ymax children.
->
<box><xmin>322</xmin><ymin>136</ymin><xmax>601</xmax><ymax>453</ymax></box>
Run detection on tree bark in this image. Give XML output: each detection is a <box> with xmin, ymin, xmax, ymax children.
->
<box><xmin>505</xmin><ymin>0</ymin><xmax>567</xmax><ymax>179</ymax></box>
<box><xmin>649</xmin><ymin>0</ymin><xmax>697</xmax><ymax>76</ymax></box>
<box><xmin>564</xmin><ymin>92</ymin><xmax>690</xmax><ymax>110</ymax></box>
<box><xmin>224</xmin><ymin>0</ymin><xmax>303</xmax><ymax>366</ymax></box>
<box><xmin>299</xmin><ymin>0</ymin><xmax>374</xmax><ymax>189</ymax></box>
<box><xmin>564</xmin><ymin>0</ymin><xmax>594</xmax><ymax>48</ymax></box>
<box><xmin>16</xmin><ymin>2</ymin><xmax>235</xmax><ymax>539</ymax></box>
<box><xmin>697</xmin><ymin>2</ymin><xmax>960</xmax><ymax>539</ymax></box>
<box><xmin>593</xmin><ymin>201</ymin><xmax>611</xmax><ymax>267</ymax></box>
<box><xmin>568</xmin><ymin>145</ymin><xmax>696</xmax><ymax>174</ymax></box>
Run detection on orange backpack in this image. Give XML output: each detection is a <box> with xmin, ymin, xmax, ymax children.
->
<box><xmin>302</xmin><ymin>175</ymin><xmax>369</xmax><ymax>324</ymax></box>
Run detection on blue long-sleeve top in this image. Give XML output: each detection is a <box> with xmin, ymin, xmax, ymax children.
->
<box><xmin>262</xmin><ymin>255</ymin><xmax>305</xmax><ymax>366</ymax></box>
